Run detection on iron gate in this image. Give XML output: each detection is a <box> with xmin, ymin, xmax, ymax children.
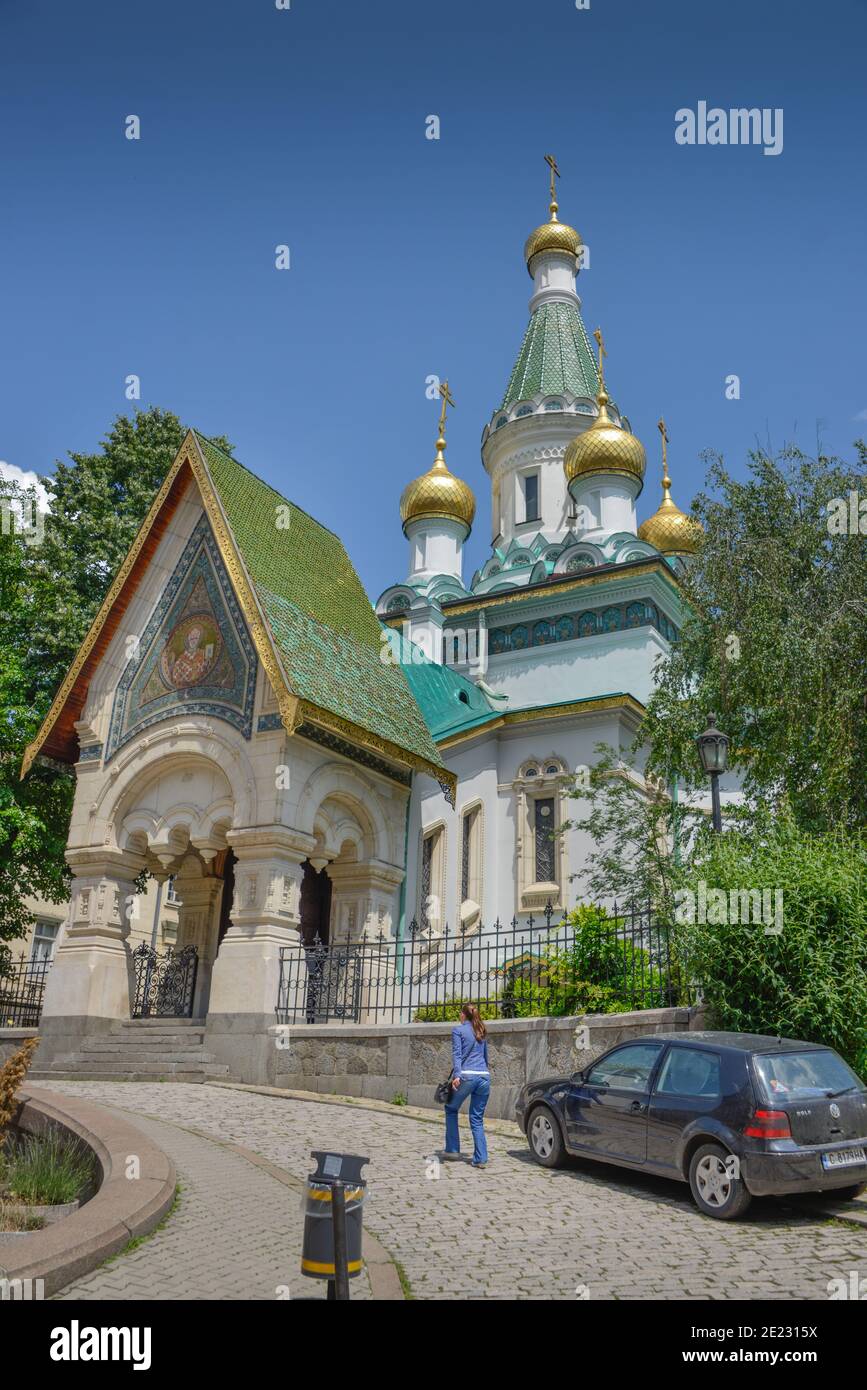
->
<box><xmin>131</xmin><ymin>943</ymin><xmax>198</xmax><ymax>1018</ymax></box>
<box><xmin>302</xmin><ymin>937</ymin><xmax>362</xmax><ymax>1023</ymax></box>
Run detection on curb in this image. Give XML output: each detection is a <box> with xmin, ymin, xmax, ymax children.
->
<box><xmin>205</xmin><ymin>1079</ymin><xmax>524</xmax><ymax>1140</ymax></box>
<box><xmin>0</xmin><ymin>1087</ymin><xmax>177</xmax><ymax>1298</ymax></box>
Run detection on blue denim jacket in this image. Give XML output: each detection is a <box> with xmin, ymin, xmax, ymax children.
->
<box><xmin>451</xmin><ymin>1021</ymin><xmax>490</xmax><ymax>1078</ymax></box>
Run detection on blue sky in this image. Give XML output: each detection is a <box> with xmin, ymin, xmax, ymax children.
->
<box><xmin>1</xmin><ymin>0</ymin><xmax>865</xmax><ymax>600</ymax></box>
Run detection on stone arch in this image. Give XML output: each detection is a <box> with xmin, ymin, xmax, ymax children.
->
<box><xmin>90</xmin><ymin>724</ymin><xmax>258</xmax><ymax>852</ymax></box>
<box><xmin>294</xmin><ymin>761</ymin><xmax>393</xmax><ymax>864</ymax></box>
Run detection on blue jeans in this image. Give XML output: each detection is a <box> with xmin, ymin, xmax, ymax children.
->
<box><xmin>444</xmin><ymin>1075</ymin><xmax>490</xmax><ymax>1164</ymax></box>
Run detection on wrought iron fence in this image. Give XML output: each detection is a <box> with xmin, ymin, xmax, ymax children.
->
<box><xmin>131</xmin><ymin>943</ymin><xmax>198</xmax><ymax>1018</ymax></box>
<box><xmin>0</xmin><ymin>960</ymin><xmax>52</xmax><ymax>1028</ymax></box>
<box><xmin>276</xmin><ymin>900</ymin><xmax>692</xmax><ymax>1026</ymax></box>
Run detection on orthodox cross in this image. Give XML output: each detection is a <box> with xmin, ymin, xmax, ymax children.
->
<box><xmin>657</xmin><ymin>417</ymin><xmax>670</xmax><ymax>466</ymax></box>
<box><xmin>544</xmin><ymin>153</ymin><xmax>560</xmax><ymax>210</ymax></box>
<box><xmin>438</xmin><ymin>379</ymin><xmax>456</xmax><ymax>438</ymax></box>
<box><xmin>593</xmin><ymin>327</ymin><xmax>607</xmax><ymax>388</ymax></box>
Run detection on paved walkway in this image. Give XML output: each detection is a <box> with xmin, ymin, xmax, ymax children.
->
<box><xmin>52</xmin><ymin>1108</ymin><xmax>375</xmax><ymax>1301</ymax></box>
<box><xmin>37</xmin><ymin>1081</ymin><xmax>867</xmax><ymax>1301</ymax></box>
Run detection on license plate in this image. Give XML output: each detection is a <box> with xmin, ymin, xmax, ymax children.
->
<box><xmin>822</xmin><ymin>1146</ymin><xmax>867</xmax><ymax>1170</ymax></box>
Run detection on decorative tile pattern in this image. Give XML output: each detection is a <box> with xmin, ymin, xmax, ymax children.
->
<box><xmin>106</xmin><ymin>515</ymin><xmax>257</xmax><ymax>760</ymax></box>
<box><xmin>500</xmin><ymin>301</ymin><xmax>599</xmax><ymax>411</ymax></box>
<box><xmin>488</xmin><ymin>601</ymin><xmax>678</xmax><ymax>656</ymax></box>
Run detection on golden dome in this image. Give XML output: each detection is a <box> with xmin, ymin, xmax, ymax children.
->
<box><xmin>638</xmin><ymin>464</ymin><xmax>703</xmax><ymax>555</ymax></box>
<box><xmin>400</xmin><ymin>430</ymin><xmax>476</xmax><ymax>534</ymax></box>
<box><xmin>564</xmin><ymin>386</ymin><xmax>647</xmax><ymax>489</ymax></box>
<box><xmin>524</xmin><ymin>204</ymin><xmax>582</xmax><ymax>273</ymax></box>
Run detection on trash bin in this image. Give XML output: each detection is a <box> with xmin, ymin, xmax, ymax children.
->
<box><xmin>301</xmin><ymin>1151</ymin><xmax>370</xmax><ymax>1299</ymax></box>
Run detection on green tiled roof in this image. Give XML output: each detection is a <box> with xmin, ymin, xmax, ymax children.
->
<box><xmin>392</xmin><ymin>633</ymin><xmax>498</xmax><ymax>743</ymax></box>
<box><xmin>499</xmin><ymin>301</ymin><xmax>599</xmax><ymax>411</ymax></box>
<box><xmin>195</xmin><ymin>433</ymin><xmax>448</xmax><ymax>779</ymax></box>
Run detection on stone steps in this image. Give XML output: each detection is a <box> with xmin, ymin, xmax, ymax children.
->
<box><xmin>30</xmin><ymin>1017</ymin><xmax>229</xmax><ymax>1083</ymax></box>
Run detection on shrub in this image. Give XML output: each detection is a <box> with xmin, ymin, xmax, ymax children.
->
<box><xmin>413</xmin><ymin>999</ymin><xmax>500</xmax><ymax>1023</ymax></box>
<box><xmin>0</xmin><ymin>1037</ymin><xmax>39</xmax><ymax>1134</ymax></box>
<box><xmin>673</xmin><ymin>815</ymin><xmax>867</xmax><ymax>1076</ymax></box>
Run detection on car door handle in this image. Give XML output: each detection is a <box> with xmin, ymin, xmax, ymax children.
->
<box><xmin>629</xmin><ymin>1101</ymin><xmax>645</xmax><ymax>1113</ymax></box>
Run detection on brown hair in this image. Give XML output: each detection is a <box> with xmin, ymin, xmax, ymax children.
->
<box><xmin>461</xmin><ymin>1003</ymin><xmax>487</xmax><ymax>1041</ymax></box>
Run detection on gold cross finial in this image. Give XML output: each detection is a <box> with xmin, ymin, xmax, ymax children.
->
<box><xmin>438</xmin><ymin>380</ymin><xmax>455</xmax><ymax>434</ymax></box>
<box><xmin>435</xmin><ymin>380</ymin><xmax>456</xmax><ymax>459</ymax></box>
<box><xmin>544</xmin><ymin>153</ymin><xmax>560</xmax><ymax>217</ymax></box>
<box><xmin>593</xmin><ymin>327</ymin><xmax>607</xmax><ymax>388</ymax></box>
<box><xmin>658</xmin><ymin>417</ymin><xmax>672</xmax><ymax>491</ymax></box>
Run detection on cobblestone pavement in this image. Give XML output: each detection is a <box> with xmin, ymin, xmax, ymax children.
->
<box><xmin>38</xmin><ymin>1082</ymin><xmax>867</xmax><ymax>1301</ymax></box>
<box><xmin>52</xmin><ymin>1109</ymin><xmax>373</xmax><ymax>1301</ymax></box>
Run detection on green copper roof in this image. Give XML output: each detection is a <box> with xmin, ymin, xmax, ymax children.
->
<box><xmin>195</xmin><ymin>433</ymin><xmax>448</xmax><ymax>779</ymax></box>
<box><xmin>499</xmin><ymin>301</ymin><xmax>599</xmax><ymax>411</ymax></box>
<box><xmin>391</xmin><ymin>633</ymin><xmax>498</xmax><ymax>743</ymax></box>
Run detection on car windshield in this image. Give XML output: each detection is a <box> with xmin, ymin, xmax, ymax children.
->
<box><xmin>754</xmin><ymin>1050</ymin><xmax>864</xmax><ymax>1102</ymax></box>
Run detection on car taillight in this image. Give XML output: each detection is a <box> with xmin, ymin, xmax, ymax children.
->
<box><xmin>744</xmin><ymin>1108</ymin><xmax>792</xmax><ymax>1139</ymax></box>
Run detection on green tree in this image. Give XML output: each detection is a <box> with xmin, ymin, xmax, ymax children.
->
<box><xmin>0</xmin><ymin>408</ymin><xmax>232</xmax><ymax>955</ymax></box>
<box><xmin>673</xmin><ymin>811</ymin><xmax>867</xmax><ymax>1075</ymax></box>
<box><xmin>643</xmin><ymin>443</ymin><xmax>867</xmax><ymax>831</ymax></box>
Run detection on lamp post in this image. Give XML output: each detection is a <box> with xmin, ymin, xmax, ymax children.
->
<box><xmin>696</xmin><ymin>712</ymin><xmax>729</xmax><ymax>833</ymax></box>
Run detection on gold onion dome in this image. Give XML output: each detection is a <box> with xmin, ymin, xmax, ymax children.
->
<box><xmin>400</xmin><ymin>407</ymin><xmax>476</xmax><ymax>534</ymax></box>
<box><xmin>524</xmin><ymin>195</ymin><xmax>582</xmax><ymax>274</ymax></box>
<box><xmin>637</xmin><ymin>419</ymin><xmax>703</xmax><ymax>554</ymax></box>
<box><xmin>564</xmin><ymin>385</ymin><xmax>647</xmax><ymax>488</ymax></box>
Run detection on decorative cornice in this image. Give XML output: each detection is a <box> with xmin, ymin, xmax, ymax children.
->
<box><xmin>437</xmin><ymin>693</ymin><xmax>646</xmax><ymax>751</ymax></box>
<box><xmin>441</xmin><ymin>557</ymin><xmax>683</xmax><ymax>619</ymax></box>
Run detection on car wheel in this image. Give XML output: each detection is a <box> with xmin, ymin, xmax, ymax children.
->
<box><xmin>527</xmin><ymin>1105</ymin><xmax>566</xmax><ymax>1168</ymax></box>
<box><xmin>831</xmin><ymin>1182</ymin><xmax>867</xmax><ymax>1201</ymax></box>
<box><xmin>688</xmin><ymin>1142</ymin><xmax>752</xmax><ymax>1220</ymax></box>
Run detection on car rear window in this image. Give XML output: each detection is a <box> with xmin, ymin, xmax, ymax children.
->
<box><xmin>754</xmin><ymin>1049</ymin><xmax>864</xmax><ymax>1102</ymax></box>
<box><xmin>656</xmin><ymin>1047</ymin><xmax>721</xmax><ymax>1099</ymax></box>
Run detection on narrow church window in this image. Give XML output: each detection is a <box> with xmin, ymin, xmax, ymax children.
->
<box><xmin>524</xmin><ymin>474</ymin><xmax>539</xmax><ymax>523</ymax></box>
<box><xmin>420</xmin><ymin>826</ymin><xmax>445</xmax><ymax>935</ymax></box>
<box><xmin>460</xmin><ymin>806</ymin><xmax>482</xmax><ymax>924</ymax></box>
<box><xmin>421</xmin><ymin>835</ymin><xmax>433</xmax><ymax>930</ymax></box>
<box><xmin>534</xmin><ymin>798</ymin><xmax>556</xmax><ymax>883</ymax></box>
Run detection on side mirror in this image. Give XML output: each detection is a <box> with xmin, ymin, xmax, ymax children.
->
<box><xmin>570</xmin><ymin>1070</ymin><xmax>584</xmax><ymax>1085</ymax></box>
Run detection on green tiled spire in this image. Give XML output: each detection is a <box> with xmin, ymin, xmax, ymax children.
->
<box><xmin>499</xmin><ymin>301</ymin><xmax>599</xmax><ymax>411</ymax></box>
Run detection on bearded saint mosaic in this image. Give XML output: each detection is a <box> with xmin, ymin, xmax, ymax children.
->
<box><xmin>105</xmin><ymin>515</ymin><xmax>257</xmax><ymax>760</ymax></box>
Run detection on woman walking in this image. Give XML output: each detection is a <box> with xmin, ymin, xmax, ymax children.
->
<box><xmin>443</xmin><ymin>1003</ymin><xmax>490</xmax><ymax>1168</ymax></box>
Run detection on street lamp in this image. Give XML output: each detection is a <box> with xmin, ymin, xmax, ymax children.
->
<box><xmin>696</xmin><ymin>712</ymin><xmax>729</xmax><ymax>833</ymax></box>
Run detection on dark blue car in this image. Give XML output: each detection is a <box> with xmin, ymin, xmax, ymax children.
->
<box><xmin>515</xmin><ymin>1031</ymin><xmax>867</xmax><ymax>1219</ymax></box>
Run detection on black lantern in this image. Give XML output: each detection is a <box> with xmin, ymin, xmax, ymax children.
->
<box><xmin>697</xmin><ymin>712</ymin><xmax>728</xmax><ymax>832</ymax></box>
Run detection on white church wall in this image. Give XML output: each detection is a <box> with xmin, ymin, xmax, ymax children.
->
<box><xmin>480</xmin><ymin>627</ymin><xmax>669</xmax><ymax>708</ymax></box>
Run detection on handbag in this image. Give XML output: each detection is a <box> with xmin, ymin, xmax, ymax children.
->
<box><xmin>434</xmin><ymin>1071</ymin><xmax>455</xmax><ymax>1105</ymax></box>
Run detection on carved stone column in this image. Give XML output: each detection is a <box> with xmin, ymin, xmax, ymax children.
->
<box><xmin>38</xmin><ymin>847</ymin><xmax>145</xmax><ymax>1060</ymax></box>
<box><xmin>205</xmin><ymin>826</ymin><xmax>314</xmax><ymax>1084</ymax></box>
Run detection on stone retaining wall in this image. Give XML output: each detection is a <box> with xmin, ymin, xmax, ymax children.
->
<box><xmin>268</xmin><ymin>1006</ymin><xmax>705</xmax><ymax>1121</ymax></box>
<box><xmin>0</xmin><ymin>1028</ymin><xmax>38</xmax><ymax>1067</ymax></box>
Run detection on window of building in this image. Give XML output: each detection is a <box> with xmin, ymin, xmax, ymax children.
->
<box><xmin>534</xmin><ymin>798</ymin><xmax>556</xmax><ymax>882</ymax></box>
<box><xmin>165</xmin><ymin>876</ymin><xmax>181</xmax><ymax>905</ymax></box>
<box><xmin>523</xmin><ymin>473</ymin><xmax>540</xmax><ymax>523</ymax></box>
<box><xmin>516</xmin><ymin>759</ymin><xmax>566</xmax><ymax>912</ymax></box>
<box><xmin>420</xmin><ymin>825</ymin><xmax>445</xmax><ymax>936</ymax></box>
<box><xmin>29</xmin><ymin>920</ymin><xmax>59</xmax><ymax>966</ymax></box>
<box><xmin>459</xmin><ymin>804</ymin><xmax>483</xmax><ymax>929</ymax></box>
